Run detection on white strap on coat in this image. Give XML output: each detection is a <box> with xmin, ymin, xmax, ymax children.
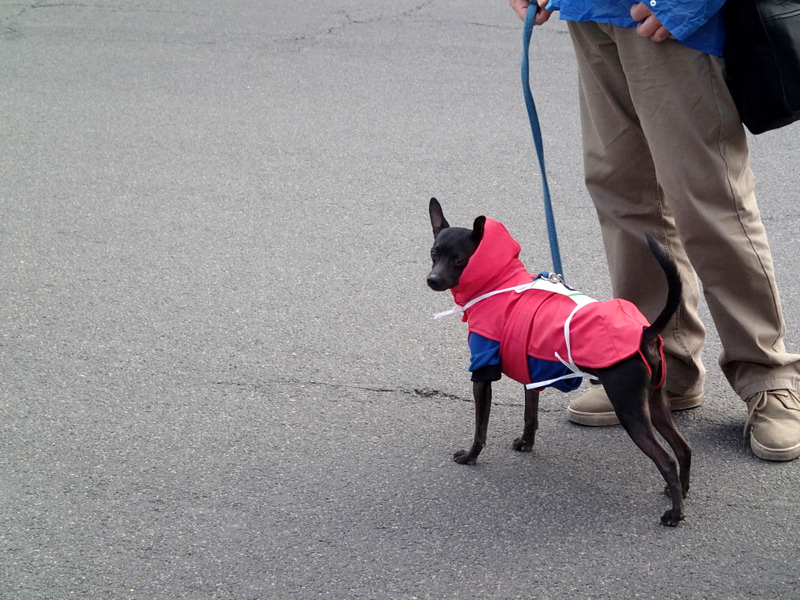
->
<box><xmin>434</xmin><ymin>274</ymin><xmax>600</xmax><ymax>389</ymax></box>
<box><xmin>433</xmin><ymin>281</ymin><xmax>538</xmax><ymax>320</ymax></box>
<box><xmin>525</xmin><ymin>304</ymin><xmax>598</xmax><ymax>389</ymax></box>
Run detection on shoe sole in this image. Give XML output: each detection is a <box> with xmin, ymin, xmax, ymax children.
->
<box><xmin>566</xmin><ymin>407</ymin><xmax>621</xmax><ymax>427</ymax></box>
<box><xmin>750</xmin><ymin>437</ymin><xmax>800</xmax><ymax>461</ymax></box>
<box><xmin>567</xmin><ymin>394</ymin><xmax>703</xmax><ymax>427</ymax></box>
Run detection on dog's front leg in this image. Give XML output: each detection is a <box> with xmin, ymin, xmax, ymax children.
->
<box><xmin>513</xmin><ymin>387</ymin><xmax>539</xmax><ymax>452</ymax></box>
<box><xmin>454</xmin><ymin>381</ymin><xmax>492</xmax><ymax>465</ymax></box>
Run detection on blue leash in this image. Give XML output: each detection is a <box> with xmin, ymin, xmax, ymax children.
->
<box><xmin>522</xmin><ymin>6</ymin><xmax>563</xmax><ymax>277</ymax></box>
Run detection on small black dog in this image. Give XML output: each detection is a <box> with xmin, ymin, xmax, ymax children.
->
<box><xmin>427</xmin><ymin>197</ymin><xmax>691</xmax><ymax>526</ymax></box>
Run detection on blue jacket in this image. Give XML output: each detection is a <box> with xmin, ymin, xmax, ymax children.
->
<box><xmin>546</xmin><ymin>0</ymin><xmax>726</xmax><ymax>56</ymax></box>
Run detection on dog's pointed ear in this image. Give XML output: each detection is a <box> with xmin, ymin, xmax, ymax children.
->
<box><xmin>429</xmin><ymin>197</ymin><xmax>449</xmax><ymax>236</ymax></box>
<box><xmin>472</xmin><ymin>216</ymin><xmax>486</xmax><ymax>244</ymax></box>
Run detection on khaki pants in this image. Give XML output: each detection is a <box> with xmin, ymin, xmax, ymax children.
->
<box><xmin>567</xmin><ymin>21</ymin><xmax>800</xmax><ymax>399</ymax></box>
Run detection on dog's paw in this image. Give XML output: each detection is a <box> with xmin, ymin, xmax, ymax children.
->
<box><xmin>512</xmin><ymin>437</ymin><xmax>534</xmax><ymax>452</ymax></box>
<box><xmin>453</xmin><ymin>450</ymin><xmax>476</xmax><ymax>465</ymax></box>
<box><xmin>660</xmin><ymin>508</ymin><xmax>684</xmax><ymax>527</ymax></box>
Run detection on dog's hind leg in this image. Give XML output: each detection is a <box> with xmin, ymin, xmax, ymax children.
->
<box><xmin>454</xmin><ymin>381</ymin><xmax>492</xmax><ymax>465</ymax></box>
<box><xmin>649</xmin><ymin>387</ymin><xmax>692</xmax><ymax>498</ymax></box>
<box><xmin>513</xmin><ymin>387</ymin><xmax>539</xmax><ymax>452</ymax></box>
<box><xmin>616</xmin><ymin>402</ymin><xmax>685</xmax><ymax>526</ymax></box>
<box><xmin>601</xmin><ymin>365</ymin><xmax>685</xmax><ymax>526</ymax></box>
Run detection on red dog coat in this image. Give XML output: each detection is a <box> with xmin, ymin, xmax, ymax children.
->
<box><xmin>441</xmin><ymin>218</ymin><xmax>659</xmax><ymax>388</ymax></box>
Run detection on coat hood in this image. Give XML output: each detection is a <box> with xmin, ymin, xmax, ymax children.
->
<box><xmin>450</xmin><ymin>218</ymin><xmax>534</xmax><ymax>306</ymax></box>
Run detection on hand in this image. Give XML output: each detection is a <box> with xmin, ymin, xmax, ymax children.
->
<box><xmin>510</xmin><ymin>0</ymin><xmax>554</xmax><ymax>26</ymax></box>
<box><xmin>630</xmin><ymin>2</ymin><xmax>675</xmax><ymax>42</ymax></box>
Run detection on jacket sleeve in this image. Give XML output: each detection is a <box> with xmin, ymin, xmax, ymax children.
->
<box><xmin>649</xmin><ymin>0</ymin><xmax>726</xmax><ymax>40</ymax></box>
<box><xmin>468</xmin><ymin>333</ymin><xmax>502</xmax><ymax>382</ymax></box>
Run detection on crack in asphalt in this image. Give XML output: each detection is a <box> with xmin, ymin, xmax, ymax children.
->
<box><xmin>282</xmin><ymin>1</ymin><xmax>437</xmax><ymax>45</ymax></box>
<box><xmin>210</xmin><ymin>378</ymin><xmax>565</xmax><ymax>409</ymax></box>
<box><xmin>2</xmin><ymin>0</ymin><xmax>42</xmax><ymax>31</ymax></box>
<box><xmin>212</xmin><ymin>378</ymin><xmax>471</xmax><ymax>403</ymax></box>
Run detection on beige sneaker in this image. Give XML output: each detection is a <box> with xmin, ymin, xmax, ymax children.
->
<box><xmin>744</xmin><ymin>389</ymin><xmax>800</xmax><ymax>461</ymax></box>
<box><xmin>567</xmin><ymin>385</ymin><xmax>702</xmax><ymax>426</ymax></box>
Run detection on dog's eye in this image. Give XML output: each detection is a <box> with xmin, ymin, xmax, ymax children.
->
<box><xmin>430</xmin><ymin>249</ymin><xmax>438</xmax><ymax>261</ymax></box>
<box><xmin>454</xmin><ymin>257</ymin><xmax>467</xmax><ymax>267</ymax></box>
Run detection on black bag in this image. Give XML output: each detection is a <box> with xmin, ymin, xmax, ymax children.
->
<box><xmin>724</xmin><ymin>0</ymin><xmax>800</xmax><ymax>134</ymax></box>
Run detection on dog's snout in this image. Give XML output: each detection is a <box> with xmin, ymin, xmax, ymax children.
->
<box><xmin>427</xmin><ymin>269</ymin><xmax>452</xmax><ymax>291</ymax></box>
<box><xmin>427</xmin><ymin>273</ymin><xmax>443</xmax><ymax>290</ymax></box>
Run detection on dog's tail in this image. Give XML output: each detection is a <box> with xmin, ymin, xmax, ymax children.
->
<box><xmin>642</xmin><ymin>233</ymin><xmax>682</xmax><ymax>344</ymax></box>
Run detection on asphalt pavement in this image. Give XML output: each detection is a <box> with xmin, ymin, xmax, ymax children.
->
<box><xmin>2</xmin><ymin>1</ymin><xmax>799</xmax><ymax>598</ymax></box>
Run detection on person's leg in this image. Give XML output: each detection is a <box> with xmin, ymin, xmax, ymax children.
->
<box><xmin>567</xmin><ymin>22</ymin><xmax>800</xmax><ymax>460</ymax></box>
<box><xmin>608</xmin><ymin>26</ymin><xmax>800</xmax><ymax>397</ymax></box>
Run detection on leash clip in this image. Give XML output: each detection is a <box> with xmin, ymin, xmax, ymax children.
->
<box><xmin>544</xmin><ymin>272</ymin><xmax>565</xmax><ymax>285</ymax></box>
